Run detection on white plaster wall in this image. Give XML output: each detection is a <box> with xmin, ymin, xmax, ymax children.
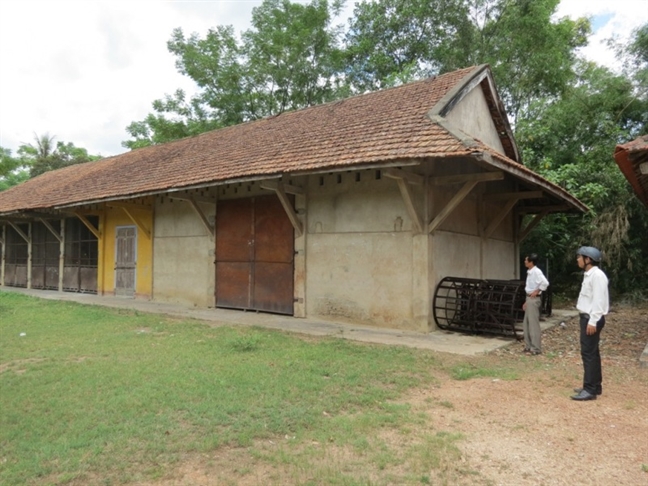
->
<box><xmin>153</xmin><ymin>197</ymin><xmax>215</xmax><ymax>307</ymax></box>
<box><xmin>430</xmin><ymin>232</ymin><xmax>482</xmax><ymax>283</ymax></box>
<box><xmin>431</xmin><ymin>187</ymin><xmax>479</xmax><ymax>235</ymax></box>
<box><xmin>307</xmin><ymin>232</ymin><xmax>415</xmax><ymax>327</ymax></box>
<box><xmin>428</xmin><ymin>165</ymin><xmax>517</xmax><ymax>308</ymax></box>
<box><xmin>482</xmin><ymin>238</ymin><xmax>517</xmax><ymax>280</ymax></box>
<box><xmin>305</xmin><ymin>171</ymin><xmax>427</xmax><ymax>331</ymax></box>
<box><xmin>445</xmin><ymin>87</ymin><xmax>506</xmax><ymax>154</ymax></box>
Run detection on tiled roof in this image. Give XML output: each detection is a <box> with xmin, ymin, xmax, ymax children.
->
<box><xmin>0</xmin><ymin>65</ymin><xmax>584</xmax><ymax>214</ymax></box>
<box><xmin>614</xmin><ymin>135</ymin><xmax>648</xmax><ymax>209</ymax></box>
<box><xmin>0</xmin><ymin>67</ymin><xmax>477</xmax><ymax>214</ymax></box>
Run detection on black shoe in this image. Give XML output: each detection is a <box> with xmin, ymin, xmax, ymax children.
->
<box><xmin>573</xmin><ymin>387</ymin><xmax>602</xmax><ymax>396</ymax></box>
<box><xmin>571</xmin><ymin>389</ymin><xmax>597</xmax><ymax>401</ymax></box>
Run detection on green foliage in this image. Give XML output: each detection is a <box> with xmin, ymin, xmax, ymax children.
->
<box><xmin>345</xmin><ymin>0</ymin><xmax>589</xmax><ymax>120</ymax></box>
<box><xmin>0</xmin><ymin>146</ymin><xmax>29</xmax><ymax>191</ymax></box>
<box><xmin>344</xmin><ymin>0</ymin><xmax>472</xmax><ymax>91</ymax></box>
<box><xmin>123</xmin><ymin>0</ymin><xmax>347</xmax><ymax>149</ymax></box>
<box><xmin>16</xmin><ymin>133</ymin><xmax>102</xmax><ymax>178</ymax></box>
<box><xmin>516</xmin><ymin>52</ymin><xmax>648</xmax><ymax>295</ymax></box>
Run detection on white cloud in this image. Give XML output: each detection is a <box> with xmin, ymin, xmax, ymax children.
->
<box><xmin>0</xmin><ymin>0</ymin><xmax>646</xmax><ymax>158</ymax></box>
<box><xmin>556</xmin><ymin>0</ymin><xmax>648</xmax><ymax>70</ymax></box>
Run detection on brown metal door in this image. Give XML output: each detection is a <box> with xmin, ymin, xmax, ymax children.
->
<box><xmin>115</xmin><ymin>226</ymin><xmax>136</xmax><ymax>297</ymax></box>
<box><xmin>216</xmin><ymin>195</ymin><xmax>294</xmax><ymax>315</ymax></box>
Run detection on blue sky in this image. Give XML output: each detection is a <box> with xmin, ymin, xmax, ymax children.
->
<box><xmin>591</xmin><ymin>13</ymin><xmax>614</xmax><ymax>32</ymax></box>
<box><xmin>0</xmin><ymin>0</ymin><xmax>646</xmax><ymax>158</ymax></box>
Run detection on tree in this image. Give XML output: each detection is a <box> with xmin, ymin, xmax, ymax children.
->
<box><xmin>516</xmin><ymin>59</ymin><xmax>648</xmax><ymax>296</ymax></box>
<box><xmin>345</xmin><ymin>0</ymin><xmax>589</xmax><ymax>121</ymax></box>
<box><xmin>0</xmin><ymin>147</ymin><xmax>29</xmax><ymax>191</ymax></box>
<box><xmin>123</xmin><ymin>0</ymin><xmax>346</xmax><ymax>149</ymax></box>
<box><xmin>343</xmin><ymin>0</ymin><xmax>472</xmax><ymax>91</ymax></box>
<box><xmin>616</xmin><ymin>22</ymin><xmax>648</xmax><ymax>135</ymax></box>
<box><xmin>18</xmin><ymin>134</ymin><xmax>101</xmax><ymax>178</ymax></box>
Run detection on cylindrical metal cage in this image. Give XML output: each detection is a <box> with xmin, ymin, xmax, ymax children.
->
<box><xmin>433</xmin><ymin>277</ymin><xmax>529</xmax><ymax>338</ymax></box>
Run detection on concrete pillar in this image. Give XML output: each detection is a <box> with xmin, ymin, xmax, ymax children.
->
<box><xmin>411</xmin><ymin>232</ymin><xmax>431</xmax><ymax>332</ymax></box>
<box><xmin>1</xmin><ymin>224</ymin><xmax>5</xmax><ymax>286</ymax></box>
<box><xmin>58</xmin><ymin>218</ymin><xmax>65</xmax><ymax>292</ymax></box>
<box><xmin>294</xmin><ymin>190</ymin><xmax>307</xmax><ymax>318</ymax></box>
<box><xmin>27</xmin><ymin>223</ymin><xmax>32</xmax><ymax>289</ymax></box>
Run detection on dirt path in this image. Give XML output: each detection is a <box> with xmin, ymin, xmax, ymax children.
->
<box><xmin>416</xmin><ymin>304</ymin><xmax>648</xmax><ymax>486</ymax></box>
<box><xmin>417</xmin><ymin>369</ymin><xmax>648</xmax><ymax>485</ymax></box>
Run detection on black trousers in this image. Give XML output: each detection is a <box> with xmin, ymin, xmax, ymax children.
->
<box><xmin>579</xmin><ymin>314</ymin><xmax>605</xmax><ymax>395</ymax></box>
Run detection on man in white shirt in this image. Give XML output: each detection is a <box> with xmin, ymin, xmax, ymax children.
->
<box><xmin>572</xmin><ymin>246</ymin><xmax>609</xmax><ymax>401</ymax></box>
<box><xmin>522</xmin><ymin>253</ymin><xmax>549</xmax><ymax>355</ymax></box>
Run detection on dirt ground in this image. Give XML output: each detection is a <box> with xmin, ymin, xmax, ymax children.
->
<box><xmin>142</xmin><ymin>304</ymin><xmax>648</xmax><ymax>486</ymax></box>
<box><xmin>416</xmin><ymin>303</ymin><xmax>648</xmax><ymax>486</ymax></box>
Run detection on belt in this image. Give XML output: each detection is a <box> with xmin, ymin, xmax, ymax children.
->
<box><xmin>579</xmin><ymin>313</ymin><xmax>590</xmax><ymax>319</ymax></box>
<box><xmin>526</xmin><ymin>292</ymin><xmax>542</xmax><ymax>297</ymax></box>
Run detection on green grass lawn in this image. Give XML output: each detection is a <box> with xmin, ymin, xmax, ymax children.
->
<box><xmin>0</xmin><ymin>291</ymin><xmax>516</xmax><ymax>485</ymax></box>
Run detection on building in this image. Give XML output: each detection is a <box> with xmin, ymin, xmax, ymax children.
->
<box><xmin>614</xmin><ymin>135</ymin><xmax>648</xmax><ymax>209</ymax></box>
<box><xmin>0</xmin><ymin>65</ymin><xmax>586</xmax><ymax>332</ymax></box>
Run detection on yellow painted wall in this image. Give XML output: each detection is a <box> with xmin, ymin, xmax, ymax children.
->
<box><xmin>98</xmin><ymin>201</ymin><xmax>154</xmax><ymax>298</ymax></box>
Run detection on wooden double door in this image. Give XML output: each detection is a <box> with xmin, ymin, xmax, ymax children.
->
<box><xmin>215</xmin><ymin>195</ymin><xmax>294</xmax><ymax>315</ymax></box>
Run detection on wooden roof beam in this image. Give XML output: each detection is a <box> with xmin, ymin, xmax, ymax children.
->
<box><xmin>260</xmin><ymin>181</ymin><xmax>303</xmax><ymax>237</ymax></box>
<box><xmin>482</xmin><ymin>198</ymin><xmax>517</xmax><ymax>240</ymax></box>
<box><xmin>120</xmin><ymin>207</ymin><xmax>151</xmax><ymax>240</ymax></box>
<box><xmin>384</xmin><ymin>168</ymin><xmax>424</xmax><ymax>234</ymax></box>
<box><xmin>430</xmin><ymin>171</ymin><xmax>504</xmax><ymax>186</ymax></box>
<box><xmin>187</xmin><ymin>197</ymin><xmax>215</xmax><ymax>239</ymax></box>
<box><xmin>481</xmin><ymin>191</ymin><xmax>543</xmax><ymax>240</ymax></box>
<box><xmin>517</xmin><ymin>211</ymin><xmax>549</xmax><ymax>244</ymax></box>
<box><xmin>483</xmin><ymin>190</ymin><xmax>543</xmax><ymax>201</ymax></box>
<box><xmin>259</xmin><ymin>180</ymin><xmax>304</xmax><ymax>195</ymax></box>
<box><xmin>7</xmin><ymin>221</ymin><xmax>30</xmax><ymax>243</ymax></box>
<box><xmin>168</xmin><ymin>195</ymin><xmax>217</xmax><ymax>205</ymax></box>
<box><xmin>38</xmin><ymin>218</ymin><xmax>62</xmax><ymax>243</ymax></box>
<box><xmin>73</xmin><ymin>212</ymin><xmax>101</xmax><ymax>239</ymax></box>
<box><xmin>106</xmin><ymin>201</ymin><xmax>153</xmax><ymax>211</ymax></box>
<box><xmin>517</xmin><ymin>205</ymin><xmax>571</xmax><ymax>214</ymax></box>
<box><xmin>428</xmin><ymin>172</ymin><xmax>504</xmax><ymax>233</ymax></box>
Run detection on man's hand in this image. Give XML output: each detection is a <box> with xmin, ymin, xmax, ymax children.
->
<box><xmin>586</xmin><ymin>324</ymin><xmax>597</xmax><ymax>335</ymax></box>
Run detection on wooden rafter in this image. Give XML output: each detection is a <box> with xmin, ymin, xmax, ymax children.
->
<box><xmin>187</xmin><ymin>198</ymin><xmax>215</xmax><ymax>238</ymax></box>
<box><xmin>38</xmin><ymin>218</ymin><xmax>62</xmax><ymax>243</ymax></box>
<box><xmin>260</xmin><ymin>181</ymin><xmax>303</xmax><ymax>236</ymax></box>
<box><xmin>428</xmin><ymin>180</ymin><xmax>479</xmax><ymax>233</ymax></box>
<box><xmin>384</xmin><ymin>168</ymin><xmax>424</xmax><ymax>186</ymax></box>
<box><xmin>384</xmin><ymin>168</ymin><xmax>424</xmax><ymax>233</ymax></box>
<box><xmin>483</xmin><ymin>190</ymin><xmax>543</xmax><ymax>201</ymax></box>
<box><xmin>481</xmin><ymin>191</ymin><xmax>543</xmax><ymax>240</ymax></box>
<box><xmin>167</xmin><ymin>196</ymin><xmax>215</xmax><ymax>237</ymax></box>
<box><xmin>482</xmin><ymin>198</ymin><xmax>518</xmax><ymax>239</ymax></box>
<box><xmin>106</xmin><ymin>201</ymin><xmax>153</xmax><ymax>211</ymax></box>
<box><xmin>120</xmin><ymin>207</ymin><xmax>151</xmax><ymax>240</ymax></box>
<box><xmin>260</xmin><ymin>180</ymin><xmax>304</xmax><ymax>195</ymax></box>
<box><xmin>428</xmin><ymin>172</ymin><xmax>505</xmax><ymax>234</ymax></box>
<box><xmin>169</xmin><ymin>195</ymin><xmax>216</xmax><ymax>204</ymax></box>
<box><xmin>73</xmin><ymin>212</ymin><xmax>101</xmax><ymax>239</ymax></box>
<box><xmin>430</xmin><ymin>171</ymin><xmax>504</xmax><ymax>186</ymax></box>
<box><xmin>517</xmin><ymin>205</ymin><xmax>571</xmax><ymax>213</ymax></box>
<box><xmin>7</xmin><ymin>221</ymin><xmax>30</xmax><ymax>243</ymax></box>
<box><xmin>517</xmin><ymin>211</ymin><xmax>549</xmax><ymax>243</ymax></box>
